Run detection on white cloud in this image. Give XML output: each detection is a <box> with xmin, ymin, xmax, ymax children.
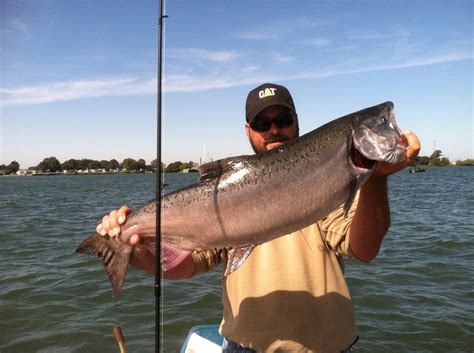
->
<box><xmin>272</xmin><ymin>53</ymin><xmax>296</xmax><ymax>63</ymax></box>
<box><xmin>1</xmin><ymin>51</ymin><xmax>471</xmax><ymax>107</ymax></box>
<box><xmin>232</xmin><ymin>31</ymin><xmax>275</xmax><ymax>40</ymax></box>
<box><xmin>348</xmin><ymin>29</ymin><xmax>411</xmax><ymax>41</ymax></box>
<box><xmin>241</xmin><ymin>66</ymin><xmax>260</xmax><ymax>73</ymax></box>
<box><xmin>232</xmin><ymin>16</ymin><xmax>335</xmax><ymax>41</ymax></box>
<box><xmin>167</xmin><ymin>48</ymin><xmax>239</xmax><ymax>63</ymax></box>
<box><xmin>0</xmin><ymin>78</ymin><xmax>156</xmax><ymax>107</ymax></box>
<box><xmin>303</xmin><ymin>37</ymin><xmax>331</xmax><ymax>47</ymax></box>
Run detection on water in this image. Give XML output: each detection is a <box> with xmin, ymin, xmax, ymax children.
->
<box><xmin>1</xmin><ymin>168</ymin><xmax>473</xmax><ymax>352</ymax></box>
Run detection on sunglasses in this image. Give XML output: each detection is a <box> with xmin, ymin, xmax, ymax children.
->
<box><xmin>249</xmin><ymin>114</ymin><xmax>296</xmax><ymax>132</ymax></box>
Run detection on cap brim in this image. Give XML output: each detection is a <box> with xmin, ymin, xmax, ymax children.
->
<box><xmin>247</xmin><ymin>102</ymin><xmax>296</xmax><ymax>122</ymax></box>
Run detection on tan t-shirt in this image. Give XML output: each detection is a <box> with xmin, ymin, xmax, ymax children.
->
<box><xmin>191</xmin><ymin>196</ymin><xmax>359</xmax><ymax>353</ymax></box>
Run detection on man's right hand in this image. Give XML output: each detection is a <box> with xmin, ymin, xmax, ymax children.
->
<box><xmin>96</xmin><ymin>205</ymin><xmax>194</xmax><ymax>277</ymax></box>
<box><xmin>96</xmin><ymin>205</ymin><xmax>155</xmax><ymax>273</ymax></box>
<box><xmin>96</xmin><ymin>205</ymin><xmax>140</xmax><ymax>245</ymax></box>
<box><xmin>96</xmin><ymin>205</ymin><xmax>130</xmax><ymax>236</ymax></box>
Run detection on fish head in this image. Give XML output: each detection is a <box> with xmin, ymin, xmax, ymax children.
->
<box><xmin>352</xmin><ymin>102</ymin><xmax>408</xmax><ymax>164</ymax></box>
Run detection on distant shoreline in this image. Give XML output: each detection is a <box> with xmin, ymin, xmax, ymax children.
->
<box><xmin>0</xmin><ymin>164</ymin><xmax>472</xmax><ymax>177</ymax></box>
<box><xmin>0</xmin><ymin>170</ymin><xmax>202</xmax><ymax>177</ymax></box>
<box><xmin>0</xmin><ymin>170</ymin><xmax>156</xmax><ymax>177</ymax></box>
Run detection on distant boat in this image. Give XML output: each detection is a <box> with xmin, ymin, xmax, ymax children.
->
<box><xmin>181</xmin><ymin>168</ymin><xmax>199</xmax><ymax>173</ymax></box>
<box><xmin>409</xmin><ymin>166</ymin><xmax>426</xmax><ymax>173</ymax></box>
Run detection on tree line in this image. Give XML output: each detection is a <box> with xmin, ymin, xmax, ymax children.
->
<box><xmin>1</xmin><ymin>150</ymin><xmax>473</xmax><ymax>175</ymax></box>
<box><xmin>0</xmin><ymin>157</ymin><xmax>163</xmax><ymax>174</ymax></box>
<box><xmin>0</xmin><ymin>157</ymin><xmax>199</xmax><ymax>175</ymax></box>
<box><xmin>413</xmin><ymin>150</ymin><xmax>474</xmax><ymax>167</ymax></box>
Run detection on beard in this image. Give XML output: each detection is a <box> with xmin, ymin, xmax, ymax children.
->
<box><xmin>249</xmin><ymin>129</ymin><xmax>299</xmax><ymax>154</ymax></box>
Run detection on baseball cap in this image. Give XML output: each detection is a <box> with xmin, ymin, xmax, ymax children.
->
<box><xmin>245</xmin><ymin>83</ymin><xmax>296</xmax><ymax>122</ymax></box>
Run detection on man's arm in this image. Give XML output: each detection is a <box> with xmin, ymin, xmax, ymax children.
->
<box><xmin>128</xmin><ymin>242</ymin><xmax>196</xmax><ymax>279</ymax></box>
<box><xmin>349</xmin><ymin>131</ymin><xmax>420</xmax><ymax>262</ymax></box>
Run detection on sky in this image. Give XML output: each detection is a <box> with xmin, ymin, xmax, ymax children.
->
<box><xmin>1</xmin><ymin>0</ymin><xmax>472</xmax><ymax>169</ymax></box>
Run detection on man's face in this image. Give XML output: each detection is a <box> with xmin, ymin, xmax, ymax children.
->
<box><xmin>246</xmin><ymin>105</ymin><xmax>299</xmax><ymax>153</ymax></box>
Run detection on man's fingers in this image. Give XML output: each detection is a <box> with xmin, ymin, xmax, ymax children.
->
<box><xmin>96</xmin><ymin>224</ymin><xmax>106</xmax><ymax>236</ymax></box>
<box><xmin>96</xmin><ymin>206</ymin><xmax>131</xmax><ymax>237</ymax></box>
<box><xmin>130</xmin><ymin>234</ymin><xmax>141</xmax><ymax>245</ymax></box>
<box><xmin>118</xmin><ymin>205</ymin><xmax>130</xmax><ymax>224</ymax></box>
<box><xmin>108</xmin><ymin>210</ymin><xmax>118</xmax><ymax>228</ymax></box>
<box><xmin>102</xmin><ymin>215</ymin><xmax>110</xmax><ymax>231</ymax></box>
<box><xmin>403</xmin><ymin>130</ymin><xmax>421</xmax><ymax>165</ymax></box>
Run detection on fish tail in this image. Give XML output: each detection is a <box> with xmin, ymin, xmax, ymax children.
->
<box><xmin>75</xmin><ymin>233</ymin><xmax>130</xmax><ymax>297</ymax></box>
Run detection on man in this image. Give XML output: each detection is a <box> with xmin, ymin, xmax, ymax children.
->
<box><xmin>98</xmin><ymin>83</ymin><xmax>420</xmax><ymax>352</ymax></box>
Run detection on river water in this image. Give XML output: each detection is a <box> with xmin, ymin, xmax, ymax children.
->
<box><xmin>0</xmin><ymin>168</ymin><xmax>472</xmax><ymax>352</ymax></box>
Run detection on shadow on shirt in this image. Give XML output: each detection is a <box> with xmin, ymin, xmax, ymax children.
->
<box><xmin>221</xmin><ymin>290</ymin><xmax>356</xmax><ymax>352</ymax></box>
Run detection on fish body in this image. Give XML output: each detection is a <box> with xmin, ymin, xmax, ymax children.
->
<box><xmin>76</xmin><ymin>101</ymin><xmax>407</xmax><ymax>296</ymax></box>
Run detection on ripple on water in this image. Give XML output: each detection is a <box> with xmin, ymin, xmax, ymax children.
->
<box><xmin>1</xmin><ymin>170</ymin><xmax>473</xmax><ymax>352</ymax></box>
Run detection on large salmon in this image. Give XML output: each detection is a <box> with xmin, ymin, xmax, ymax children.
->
<box><xmin>76</xmin><ymin>101</ymin><xmax>407</xmax><ymax>296</ymax></box>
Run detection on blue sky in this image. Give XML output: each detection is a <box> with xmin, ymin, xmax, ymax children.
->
<box><xmin>1</xmin><ymin>0</ymin><xmax>472</xmax><ymax>168</ymax></box>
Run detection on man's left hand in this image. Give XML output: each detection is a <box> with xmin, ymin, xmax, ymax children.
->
<box><xmin>372</xmin><ymin>130</ymin><xmax>421</xmax><ymax>177</ymax></box>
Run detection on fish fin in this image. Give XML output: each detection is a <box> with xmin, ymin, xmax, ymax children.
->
<box><xmin>343</xmin><ymin>178</ymin><xmax>359</xmax><ymax>217</ymax></box>
<box><xmin>75</xmin><ymin>233</ymin><xmax>131</xmax><ymax>298</ymax></box>
<box><xmin>145</xmin><ymin>240</ymin><xmax>156</xmax><ymax>256</ymax></box>
<box><xmin>198</xmin><ymin>155</ymin><xmax>248</xmax><ymax>181</ymax></box>
<box><xmin>224</xmin><ymin>245</ymin><xmax>256</xmax><ymax>276</ymax></box>
<box><xmin>344</xmin><ymin>174</ymin><xmax>370</xmax><ymax>217</ymax></box>
<box><xmin>161</xmin><ymin>242</ymin><xmax>191</xmax><ymax>271</ymax></box>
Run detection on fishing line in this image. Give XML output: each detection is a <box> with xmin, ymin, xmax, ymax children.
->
<box><xmin>156</xmin><ymin>0</ymin><xmax>167</xmax><ymax>352</ymax></box>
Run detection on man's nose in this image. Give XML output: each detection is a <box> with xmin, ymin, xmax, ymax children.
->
<box><xmin>267</xmin><ymin>121</ymin><xmax>279</xmax><ymax>134</ymax></box>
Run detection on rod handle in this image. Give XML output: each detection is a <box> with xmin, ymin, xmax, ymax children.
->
<box><xmin>113</xmin><ymin>326</ymin><xmax>127</xmax><ymax>353</ymax></box>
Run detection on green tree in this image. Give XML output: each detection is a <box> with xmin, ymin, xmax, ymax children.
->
<box><xmin>429</xmin><ymin>150</ymin><xmax>442</xmax><ymax>161</ymax></box>
<box><xmin>456</xmin><ymin>159</ymin><xmax>474</xmax><ymax>166</ymax></box>
<box><xmin>415</xmin><ymin>156</ymin><xmax>430</xmax><ymax>166</ymax></box>
<box><xmin>37</xmin><ymin>157</ymin><xmax>61</xmax><ymax>172</ymax></box>
<box><xmin>100</xmin><ymin>160</ymin><xmax>111</xmax><ymax>171</ymax></box>
<box><xmin>165</xmin><ymin>161</ymin><xmax>183</xmax><ymax>173</ymax></box>
<box><xmin>136</xmin><ymin>159</ymin><xmax>146</xmax><ymax>171</ymax></box>
<box><xmin>87</xmin><ymin>160</ymin><xmax>102</xmax><ymax>170</ymax></box>
<box><xmin>121</xmin><ymin>158</ymin><xmax>137</xmax><ymax>171</ymax></box>
<box><xmin>5</xmin><ymin>161</ymin><xmax>20</xmax><ymax>174</ymax></box>
<box><xmin>78</xmin><ymin>159</ymin><xmax>92</xmax><ymax>170</ymax></box>
<box><xmin>62</xmin><ymin>159</ymin><xmax>79</xmax><ymax>171</ymax></box>
<box><xmin>110</xmin><ymin>159</ymin><xmax>120</xmax><ymax>170</ymax></box>
<box><xmin>428</xmin><ymin>150</ymin><xmax>450</xmax><ymax>167</ymax></box>
<box><xmin>437</xmin><ymin>157</ymin><xmax>450</xmax><ymax>167</ymax></box>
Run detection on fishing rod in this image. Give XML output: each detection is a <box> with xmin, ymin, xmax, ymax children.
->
<box><xmin>156</xmin><ymin>0</ymin><xmax>167</xmax><ymax>352</ymax></box>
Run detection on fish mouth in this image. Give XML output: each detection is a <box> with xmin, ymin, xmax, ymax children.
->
<box><xmin>351</xmin><ymin>145</ymin><xmax>376</xmax><ymax>169</ymax></box>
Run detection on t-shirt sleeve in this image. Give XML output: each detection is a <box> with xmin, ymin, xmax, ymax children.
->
<box><xmin>317</xmin><ymin>192</ymin><xmax>359</xmax><ymax>257</ymax></box>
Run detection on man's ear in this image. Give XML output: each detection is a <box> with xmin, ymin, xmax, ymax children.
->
<box><xmin>245</xmin><ymin>122</ymin><xmax>250</xmax><ymax>137</ymax></box>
